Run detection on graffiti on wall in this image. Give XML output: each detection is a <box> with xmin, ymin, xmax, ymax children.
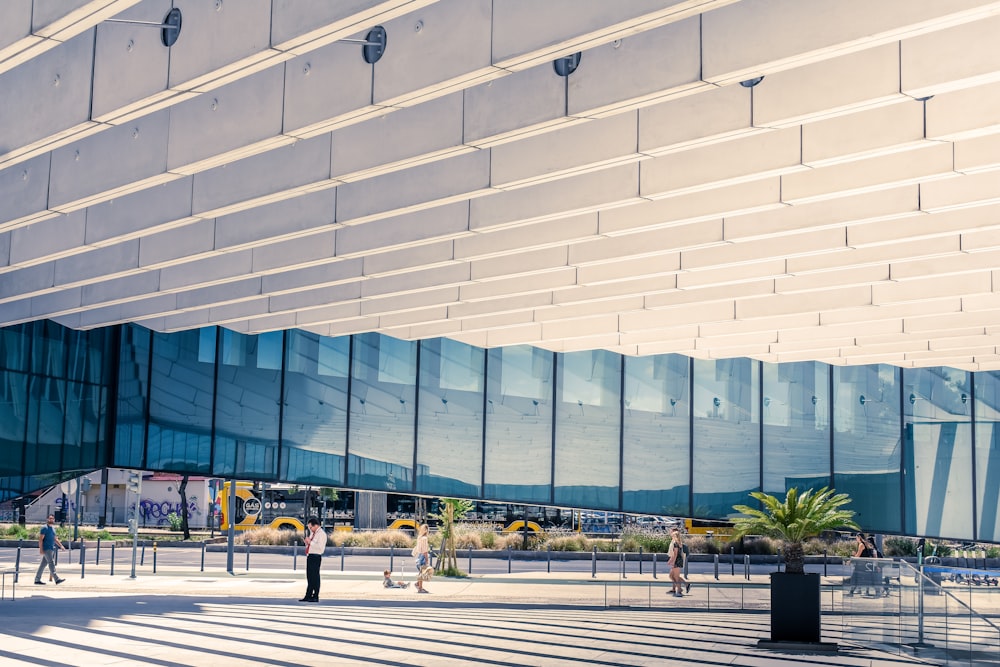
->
<box><xmin>139</xmin><ymin>497</ymin><xmax>203</xmax><ymax>526</ymax></box>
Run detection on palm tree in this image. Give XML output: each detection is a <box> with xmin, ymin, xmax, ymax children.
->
<box><xmin>732</xmin><ymin>487</ymin><xmax>859</xmax><ymax>574</ymax></box>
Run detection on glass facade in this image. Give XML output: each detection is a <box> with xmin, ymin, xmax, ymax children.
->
<box><xmin>3</xmin><ymin>319</ymin><xmax>1000</xmax><ymax>542</ymax></box>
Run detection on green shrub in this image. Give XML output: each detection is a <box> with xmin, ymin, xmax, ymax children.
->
<box><xmin>544</xmin><ymin>532</ymin><xmax>590</xmax><ymax>552</ymax></box>
<box><xmin>166</xmin><ymin>512</ymin><xmax>183</xmax><ymax>531</ymax></box>
<box><xmin>619</xmin><ymin>526</ymin><xmax>674</xmax><ymax>553</ymax></box>
<box><xmin>884</xmin><ymin>536</ymin><xmax>917</xmax><ymax>557</ymax></box>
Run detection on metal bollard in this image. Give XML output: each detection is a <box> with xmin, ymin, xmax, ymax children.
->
<box><xmin>468</xmin><ymin>547</ymin><xmax>473</xmax><ymax>574</ymax></box>
<box><xmin>714</xmin><ymin>553</ymin><xmax>719</xmax><ymax>580</ymax></box>
<box><xmin>14</xmin><ymin>544</ymin><xmax>21</xmax><ymax>583</ymax></box>
<box><xmin>507</xmin><ymin>547</ymin><xmax>512</xmax><ymax>574</ymax></box>
<box><xmin>620</xmin><ymin>550</ymin><xmax>626</xmax><ymax>579</ymax></box>
<box><xmin>546</xmin><ymin>546</ymin><xmax>551</xmax><ymax>574</ymax></box>
<box><xmin>652</xmin><ymin>551</ymin><xmax>657</xmax><ymax>579</ymax></box>
<box><xmin>731</xmin><ymin>547</ymin><xmax>735</xmax><ymax>576</ymax></box>
<box><xmin>141</xmin><ymin>543</ymin><xmax>145</xmax><ymax>566</ymax></box>
<box><xmin>592</xmin><ymin>546</ymin><xmax>597</xmax><ymax>578</ymax></box>
<box><xmin>292</xmin><ymin>543</ymin><xmax>297</xmax><ymax>571</ymax></box>
<box><xmin>823</xmin><ymin>549</ymin><xmax>828</xmax><ymax>576</ymax></box>
<box><xmin>389</xmin><ymin>545</ymin><xmax>394</xmax><ymax>573</ymax></box>
<box><xmin>245</xmin><ymin>541</ymin><xmax>250</xmax><ymax>571</ymax></box>
<box><xmin>153</xmin><ymin>542</ymin><xmax>159</xmax><ymax>574</ymax></box>
<box><xmin>96</xmin><ymin>538</ymin><xmax>101</xmax><ymax>566</ymax></box>
<box><xmin>638</xmin><ymin>547</ymin><xmax>643</xmax><ymax>575</ymax></box>
<box><xmin>110</xmin><ymin>542</ymin><xmax>116</xmax><ymax>576</ymax></box>
<box><xmin>201</xmin><ymin>542</ymin><xmax>206</xmax><ymax>572</ymax></box>
<box><xmin>744</xmin><ymin>554</ymin><xmax>750</xmax><ymax>580</ymax></box>
<box><xmin>81</xmin><ymin>542</ymin><xmax>86</xmax><ymax>579</ymax></box>
<box><xmin>341</xmin><ymin>545</ymin><xmax>345</xmax><ymax>572</ymax></box>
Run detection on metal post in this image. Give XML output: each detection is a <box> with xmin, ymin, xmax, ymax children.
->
<box><xmin>682</xmin><ymin>545</ymin><xmax>689</xmax><ymax>579</ymax></box>
<box><xmin>140</xmin><ymin>543</ymin><xmax>146</xmax><ymax>566</ymax></box>
<box><xmin>226</xmin><ymin>479</ymin><xmax>236</xmax><ymax>575</ymax></box>
<box><xmin>153</xmin><ymin>542</ymin><xmax>157</xmax><ymax>574</ymax></box>
<box><xmin>731</xmin><ymin>547</ymin><xmax>735</xmax><ymax>576</ymax></box>
<box><xmin>592</xmin><ymin>546</ymin><xmax>597</xmax><ymax>578</ymax></box>
<box><xmin>745</xmin><ymin>554</ymin><xmax>751</xmax><ymax>580</ymax></box>
<box><xmin>507</xmin><ymin>547</ymin><xmax>512</xmax><ymax>574</ymax></box>
<box><xmin>652</xmin><ymin>551</ymin><xmax>657</xmax><ymax>579</ymax></box>
<box><xmin>201</xmin><ymin>542</ymin><xmax>206</xmax><ymax>572</ymax></box>
<box><xmin>81</xmin><ymin>542</ymin><xmax>86</xmax><ymax>579</ymax></box>
<box><xmin>389</xmin><ymin>545</ymin><xmax>394</xmax><ymax>573</ymax></box>
<box><xmin>96</xmin><ymin>538</ymin><xmax>101</xmax><ymax>566</ymax></box>
<box><xmin>714</xmin><ymin>553</ymin><xmax>719</xmax><ymax>580</ymax></box>
<box><xmin>620</xmin><ymin>550</ymin><xmax>626</xmax><ymax>579</ymax></box>
<box><xmin>638</xmin><ymin>547</ymin><xmax>643</xmax><ymax>575</ymax></box>
<box><xmin>14</xmin><ymin>544</ymin><xmax>21</xmax><ymax>584</ymax></box>
<box><xmin>110</xmin><ymin>542</ymin><xmax>115</xmax><ymax>576</ymax></box>
<box><xmin>918</xmin><ymin>551</ymin><xmax>925</xmax><ymax>646</ymax></box>
<box><xmin>340</xmin><ymin>545</ymin><xmax>345</xmax><ymax>571</ymax></box>
<box><xmin>469</xmin><ymin>547</ymin><xmax>473</xmax><ymax>574</ymax></box>
<box><xmin>292</xmin><ymin>544</ymin><xmax>296</xmax><ymax>571</ymax></box>
<box><xmin>823</xmin><ymin>549</ymin><xmax>828</xmax><ymax>576</ymax></box>
<box><xmin>547</xmin><ymin>546</ymin><xmax>551</xmax><ymax>574</ymax></box>
<box><xmin>245</xmin><ymin>539</ymin><xmax>250</xmax><ymax>571</ymax></box>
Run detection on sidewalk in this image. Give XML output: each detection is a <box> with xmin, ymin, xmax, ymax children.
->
<box><xmin>0</xmin><ymin>568</ymin><xmax>930</xmax><ymax>666</ymax></box>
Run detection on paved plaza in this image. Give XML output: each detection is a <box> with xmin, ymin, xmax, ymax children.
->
<box><xmin>0</xmin><ymin>569</ymin><xmax>932</xmax><ymax>666</ymax></box>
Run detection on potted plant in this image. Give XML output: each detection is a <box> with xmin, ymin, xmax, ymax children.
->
<box><xmin>732</xmin><ymin>486</ymin><xmax>858</xmax><ymax>647</ymax></box>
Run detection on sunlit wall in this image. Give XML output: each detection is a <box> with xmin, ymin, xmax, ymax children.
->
<box><xmin>1</xmin><ymin>320</ymin><xmax>997</xmax><ymax>542</ymax></box>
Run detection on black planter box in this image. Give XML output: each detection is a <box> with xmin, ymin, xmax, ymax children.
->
<box><xmin>769</xmin><ymin>572</ymin><xmax>821</xmax><ymax>643</ymax></box>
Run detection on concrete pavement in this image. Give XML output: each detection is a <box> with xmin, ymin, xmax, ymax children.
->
<box><xmin>0</xmin><ymin>567</ymin><xmax>937</xmax><ymax>666</ymax></box>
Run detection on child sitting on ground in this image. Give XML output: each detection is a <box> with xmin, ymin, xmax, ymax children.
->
<box><xmin>383</xmin><ymin>569</ymin><xmax>409</xmax><ymax>589</ymax></box>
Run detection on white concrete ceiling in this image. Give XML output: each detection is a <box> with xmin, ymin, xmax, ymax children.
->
<box><xmin>4</xmin><ymin>0</ymin><xmax>1000</xmax><ymax>370</ymax></box>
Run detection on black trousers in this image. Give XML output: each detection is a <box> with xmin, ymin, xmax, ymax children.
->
<box><xmin>305</xmin><ymin>554</ymin><xmax>322</xmax><ymax>600</ymax></box>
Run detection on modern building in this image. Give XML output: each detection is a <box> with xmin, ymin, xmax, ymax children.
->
<box><xmin>3</xmin><ymin>1</ymin><xmax>1000</xmax><ymax>543</ymax></box>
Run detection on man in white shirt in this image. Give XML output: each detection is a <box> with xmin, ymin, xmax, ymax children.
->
<box><xmin>300</xmin><ymin>517</ymin><xmax>327</xmax><ymax>602</ymax></box>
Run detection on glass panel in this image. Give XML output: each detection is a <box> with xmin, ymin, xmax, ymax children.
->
<box><xmin>80</xmin><ymin>383</ymin><xmax>102</xmax><ymax>469</ymax></box>
<box><xmin>114</xmin><ymin>324</ymin><xmax>150</xmax><ymax>469</ymax></box>
<box><xmin>762</xmin><ymin>361</ymin><xmax>831</xmax><ymax>495</ymax></box>
<box><xmin>147</xmin><ymin>328</ymin><xmax>216</xmax><ymax>474</ymax></box>
<box><xmin>0</xmin><ymin>324</ymin><xmax>31</xmax><ymax>373</ymax></box>
<box><xmin>0</xmin><ymin>371</ymin><xmax>28</xmax><ymax>477</ymax></box>
<box><xmin>903</xmin><ymin>367</ymin><xmax>973</xmax><ymax>540</ymax></box>
<box><xmin>31</xmin><ymin>321</ymin><xmax>67</xmax><ymax>377</ymax></box>
<box><xmin>554</xmin><ymin>350</ymin><xmax>621</xmax><ymax>509</ymax></box>
<box><xmin>976</xmin><ymin>371</ymin><xmax>1000</xmax><ymax>541</ymax></box>
<box><xmin>833</xmin><ymin>364</ymin><xmax>901</xmax><ymax>534</ymax></box>
<box><xmin>24</xmin><ymin>375</ymin><xmax>66</xmax><ymax>476</ymax></box>
<box><xmin>61</xmin><ymin>381</ymin><xmax>84</xmax><ymax>470</ymax></box>
<box><xmin>213</xmin><ymin>330</ymin><xmax>281</xmax><ymax>479</ymax></box>
<box><xmin>281</xmin><ymin>330</ymin><xmax>348</xmax><ymax>485</ymax></box>
<box><xmin>347</xmin><ymin>334</ymin><xmax>417</xmax><ymax>492</ymax></box>
<box><xmin>416</xmin><ymin>339</ymin><xmax>484</xmax><ymax>497</ymax></box>
<box><xmin>622</xmin><ymin>354</ymin><xmax>690</xmax><ymax>515</ymax></box>
<box><xmin>692</xmin><ymin>358</ymin><xmax>759</xmax><ymax>518</ymax></box>
<box><xmin>484</xmin><ymin>345</ymin><xmax>553</xmax><ymax>503</ymax></box>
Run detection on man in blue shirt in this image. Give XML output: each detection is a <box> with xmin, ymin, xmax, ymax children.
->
<box><xmin>35</xmin><ymin>514</ymin><xmax>66</xmax><ymax>585</ymax></box>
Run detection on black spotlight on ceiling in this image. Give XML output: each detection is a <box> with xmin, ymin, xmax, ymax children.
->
<box><xmin>104</xmin><ymin>8</ymin><xmax>183</xmax><ymax>47</ymax></box>
<box><xmin>739</xmin><ymin>76</ymin><xmax>764</xmax><ymax>88</ymax></box>
<box><xmin>553</xmin><ymin>52</ymin><xmax>582</xmax><ymax>77</ymax></box>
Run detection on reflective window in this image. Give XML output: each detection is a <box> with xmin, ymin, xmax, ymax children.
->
<box><xmin>114</xmin><ymin>324</ymin><xmax>150</xmax><ymax>469</ymax></box>
<box><xmin>903</xmin><ymin>367</ymin><xmax>973</xmax><ymax>540</ymax></box>
<box><xmin>623</xmin><ymin>355</ymin><xmax>690</xmax><ymax>515</ymax></box>
<box><xmin>147</xmin><ymin>329</ymin><xmax>215</xmax><ymax>474</ymax></box>
<box><xmin>416</xmin><ymin>339</ymin><xmax>484</xmax><ymax>497</ymax></box>
<box><xmin>484</xmin><ymin>346</ymin><xmax>553</xmax><ymax>503</ymax></box>
<box><xmin>0</xmin><ymin>371</ymin><xmax>28</xmax><ymax>478</ymax></box>
<box><xmin>61</xmin><ymin>381</ymin><xmax>84</xmax><ymax>471</ymax></box>
<box><xmin>0</xmin><ymin>324</ymin><xmax>31</xmax><ymax>373</ymax></box>
<box><xmin>976</xmin><ymin>372</ymin><xmax>1000</xmax><ymax>541</ymax></box>
<box><xmin>692</xmin><ymin>358</ymin><xmax>759</xmax><ymax>518</ymax></box>
<box><xmin>213</xmin><ymin>330</ymin><xmax>281</xmax><ymax>479</ymax></box>
<box><xmin>762</xmin><ymin>362</ymin><xmax>831</xmax><ymax>496</ymax></box>
<box><xmin>833</xmin><ymin>364</ymin><xmax>901</xmax><ymax>534</ymax></box>
<box><xmin>281</xmin><ymin>330</ymin><xmax>348</xmax><ymax>485</ymax></box>
<box><xmin>24</xmin><ymin>375</ymin><xmax>66</xmax><ymax>475</ymax></box>
<box><xmin>347</xmin><ymin>334</ymin><xmax>416</xmax><ymax>492</ymax></box>
<box><xmin>31</xmin><ymin>321</ymin><xmax>67</xmax><ymax>377</ymax></box>
<box><xmin>554</xmin><ymin>350</ymin><xmax>621</xmax><ymax>509</ymax></box>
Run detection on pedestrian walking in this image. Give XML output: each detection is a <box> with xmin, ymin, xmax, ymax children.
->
<box><xmin>35</xmin><ymin>514</ymin><xmax>66</xmax><ymax>585</ymax></box>
<box><xmin>667</xmin><ymin>527</ymin><xmax>689</xmax><ymax>598</ymax></box>
<box><xmin>299</xmin><ymin>517</ymin><xmax>327</xmax><ymax>602</ymax></box>
<box><xmin>412</xmin><ymin>524</ymin><xmax>432</xmax><ymax>594</ymax></box>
